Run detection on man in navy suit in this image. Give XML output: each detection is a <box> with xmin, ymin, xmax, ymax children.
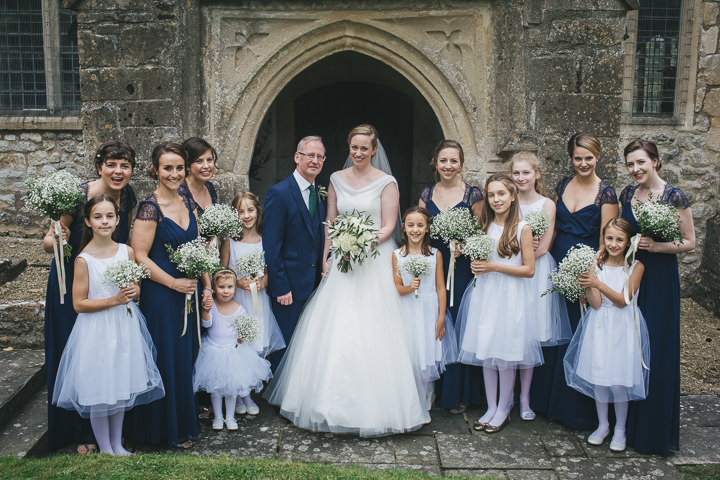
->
<box><xmin>263</xmin><ymin>136</ymin><xmax>326</xmax><ymax>370</ymax></box>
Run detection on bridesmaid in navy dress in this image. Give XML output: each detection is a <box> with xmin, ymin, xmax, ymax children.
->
<box><xmin>43</xmin><ymin>141</ymin><xmax>136</xmax><ymax>453</ymax></box>
<box><xmin>131</xmin><ymin>143</ymin><xmax>212</xmax><ymax>447</ymax></box>
<box><xmin>530</xmin><ymin>133</ymin><xmax>618</xmax><ymax>429</ymax></box>
<box><xmin>620</xmin><ymin>140</ymin><xmax>695</xmax><ymax>455</ymax></box>
<box><xmin>419</xmin><ymin>140</ymin><xmax>484</xmax><ymax>413</ymax></box>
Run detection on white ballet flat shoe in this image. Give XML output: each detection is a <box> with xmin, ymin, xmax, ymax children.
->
<box><xmin>587</xmin><ymin>428</ymin><xmax>610</xmax><ymax>446</ymax></box>
<box><xmin>520</xmin><ymin>410</ymin><xmax>536</xmax><ymax>421</ymax></box>
<box><xmin>225</xmin><ymin>418</ymin><xmax>239</xmax><ymax>431</ymax></box>
<box><xmin>235</xmin><ymin>403</ymin><xmax>247</xmax><ymax>415</ymax></box>
<box><xmin>610</xmin><ymin>433</ymin><xmax>626</xmax><ymax>452</ymax></box>
<box><xmin>246</xmin><ymin>404</ymin><xmax>260</xmax><ymax>415</ymax></box>
<box><xmin>212</xmin><ymin>418</ymin><xmax>224</xmax><ymax>431</ymax></box>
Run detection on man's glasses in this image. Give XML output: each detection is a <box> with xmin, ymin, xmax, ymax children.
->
<box><xmin>298</xmin><ymin>152</ymin><xmax>326</xmax><ymax>162</ymax></box>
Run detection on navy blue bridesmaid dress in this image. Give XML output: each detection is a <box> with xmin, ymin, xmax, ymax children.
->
<box><xmin>45</xmin><ymin>182</ymin><xmax>136</xmax><ymax>451</ymax></box>
<box><xmin>420</xmin><ymin>184</ymin><xmax>484</xmax><ymax>410</ymax></box>
<box><xmin>131</xmin><ymin>194</ymin><xmax>199</xmax><ymax>446</ymax></box>
<box><xmin>621</xmin><ymin>183</ymin><xmax>688</xmax><ymax>455</ymax></box>
<box><xmin>530</xmin><ymin>177</ymin><xmax>617</xmax><ymax>429</ymax></box>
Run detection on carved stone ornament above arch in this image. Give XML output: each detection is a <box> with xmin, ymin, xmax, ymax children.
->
<box><xmin>202</xmin><ymin>8</ymin><xmax>494</xmax><ymax>178</ymax></box>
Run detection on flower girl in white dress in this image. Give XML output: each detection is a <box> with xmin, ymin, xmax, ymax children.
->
<box><xmin>564</xmin><ymin>218</ymin><xmax>650</xmax><ymax>452</ymax></box>
<box><xmin>392</xmin><ymin>206</ymin><xmax>458</xmax><ymax>404</ymax></box>
<box><xmin>220</xmin><ymin>191</ymin><xmax>285</xmax><ymax>360</ymax></box>
<box><xmin>53</xmin><ymin>195</ymin><xmax>164</xmax><ymax>455</ymax></box>
<box><xmin>265</xmin><ymin>125</ymin><xmax>430</xmax><ymax>436</ymax></box>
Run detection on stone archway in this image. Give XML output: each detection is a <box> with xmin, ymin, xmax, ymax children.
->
<box><xmin>202</xmin><ymin>8</ymin><xmax>493</xmax><ymax>189</ymax></box>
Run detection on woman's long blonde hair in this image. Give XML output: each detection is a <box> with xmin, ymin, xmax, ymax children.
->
<box><xmin>509</xmin><ymin>151</ymin><xmax>547</xmax><ymax>197</ymax></box>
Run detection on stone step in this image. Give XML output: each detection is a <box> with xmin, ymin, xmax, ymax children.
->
<box><xmin>0</xmin><ymin>387</ymin><xmax>48</xmax><ymax>458</ymax></box>
<box><xmin>0</xmin><ymin>301</ymin><xmax>45</xmax><ymax>348</ymax></box>
<box><xmin>0</xmin><ymin>349</ymin><xmax>45</xmax><ymax>431</ymax></box>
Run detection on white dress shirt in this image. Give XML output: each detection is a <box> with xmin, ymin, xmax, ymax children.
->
<box><xmin>293</xmin><ymin>169</ymin><xmax>313</xmax><ymax>210</ymax></box>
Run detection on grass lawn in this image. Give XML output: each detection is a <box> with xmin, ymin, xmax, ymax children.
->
<box><xmin>0</xmin><ymin>455</ymin><xmax>489</xmax><ymax>480</ymax></box>
<box><xmin>678</xmin><ymin>464</ymin><xmax>720</xmax><ymax>480</ymax></box>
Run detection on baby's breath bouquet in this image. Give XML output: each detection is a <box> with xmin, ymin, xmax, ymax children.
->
<box><xmin>104</xmin><ymin>259</ymin><xmax>150</xmax><ymax>317</ymax></box>
<box><xmin>198</xmin><ymin>204</ymin><xmax>244</xmax><ymax>246</ymax></box>
<box><xmin>325</xmin><ymin>210</ymin><xmax>380</xmax><ymax>273</ymax></box>
<box><xmin>398</xmin><ymin>254</ymin><xmax>433</xmax><ymax>298</ymax></box>
<box><xmin>24</xmin><ymin>170</ymin><xmax>84</xmax><ymax>303</ymax></box>
<box><xmin>633</xmin><ymin>195</ymin><xmax>683</xmax><ymax>245</ymax></box>
<box><xmin>524</xmin><ymin>209</ymin><xmax>550</xmax><ymax>238</ymax></box>
<box><xmin>166</xmin><ymin>238</ymin><xmax>223</xmax><ymax>350</ymax></box>
<box><xmin>233</xmin><ymin>314</ymin><xmax>260</xmax><ymax>345</ymax></box>
<box><xmin>430</xmin><ymin>207</ymin><xmax>479</xmax><ymax>306</ymax></box>
<box><xmin>463</xmin><ymin>233</ymin><xmax>498</xmax><ymax>287</ymax></box>
<box><xmin>544</xmin><ymin>244</ymin><xmax>597</xmax><ymax>312</ymax></box>
<box><xmin>235</xmin><ymin>251</ymin><xmax>266</xmax><ymax>315</ymax></box>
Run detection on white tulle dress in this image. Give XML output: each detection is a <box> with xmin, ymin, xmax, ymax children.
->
<box><xmin>520</xmin><ymin>198</ymin><xmax>572</xmax><ymax>346</ymax></box>
<box><xmin>227</xmin><ymin>239</ymin><xmax>285</xmax><ymax>357</ymax></box>
<box><xmin>394</xmin><ymin>248</ymin><xmax>458</xmax><ymax>382</ymax></box>
<box><xmin>264</xmin><ymin>173</ymin><xmax>430</xmax><ymax>436</ymax></box>
<box><xmin>193</xmin><ymin>303</ymin><xmax>273</xmax><ymax>398</ymax></box>
<box><xmin>52</xmin><ymin>244</ymin><xmax>165</xmax><ymax>418</ymax></box>
<box><xmin>456</xmin><ymin>221</ymin><xmax>544</xmax><ymax>368</ymax></box>
<box><xmin>563</xmin><ymin>261</ymin><xmax>650</xmax><ymax>402</ymax></box>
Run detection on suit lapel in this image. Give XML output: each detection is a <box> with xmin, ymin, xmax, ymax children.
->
<box><xmin>288</xmin><ymin>175</ymin><xmax>317</xmax><ymax>241</ymax></box>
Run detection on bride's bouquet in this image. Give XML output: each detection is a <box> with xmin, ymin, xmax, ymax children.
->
<box><xmin>632</xmin><ymin>194</ymin><xmax>683</xmax><ymax>245</ymax></box>
<box><xmin>235</xmin><ymin>251</ymin><xmax>265</xmax><ymax>315</ymax></box>
<box><xmin>166</xmin><ymin>238</ymin><xmax>223</xmax><ymax>350</ymax></box>
<box><xmin>398</xmin><ymin>254</ymin><xmax>432</xmax><ymax>298</ymax></box>
<box><xmin>429</xmin><ymin>207</ymin><xmax>479</xmax><ymax>306</ymax></box>
<box><xmin>233</xmin><ymin>313</ymin><xmax>260</xmax><ymax>345</ymax></box>
<box><xmin>543</xmin><ymin>243</ymin><xmax>597</xmax><ymax>312</ymax></box>
<box><xmin>524</xmin><ymin>209</ymin><xmax>550</xmax><ymax>238</ymax></box>
<box><xmin>198</xmin><ymin>204</ymin><xmax>244</xmax><ymax>246</ymax></box>
<box><xmin>325</xmin><ymin>210</ymin><xmax>380</xmax><ymax>273</ymax></box>
<box><xmin>24</xmin><ymin>170</ymin><xmax>84</xmax><ymax>303</ymax></box>
<box><xmin>104</xmin><ymin>259</ymin><xmax>151</xmax><ymax>317</ymax></box>
<box><xmin>462</xmin><ymin>233</ymin><xmax>497</xmax><ymax>287</ymax></box>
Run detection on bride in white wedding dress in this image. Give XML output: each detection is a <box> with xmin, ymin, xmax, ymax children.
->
<box><xmin>264</xmin><ymin>125</ymin><xmax>430</xmax><ymax>436</ymax></box>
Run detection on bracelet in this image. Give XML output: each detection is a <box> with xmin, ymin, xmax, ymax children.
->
<box><xmin>203</xmin><ymin>287</ymin><xmax>213</xmax><ymax>292</ymax></box>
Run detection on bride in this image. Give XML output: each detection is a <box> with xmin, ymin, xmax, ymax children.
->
<box><xmin>264</xmin><ymin>124</ymin><xmax>430</xmax><ymax>436</ymax></box>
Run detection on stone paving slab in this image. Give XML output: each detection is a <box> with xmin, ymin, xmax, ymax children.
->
<box><xmin>436</xmin><ymin>432</ymin><xmax>553</xmax><ymax>469</ymax></box>
<box><xmin>671</xmin><ymin>425</ymin><xmax>720</xmax><ymax>465</ymax></box>
<box><xmin>0</xmin><ymin>349</ymin><xmax>45</xmax><ymax>412</ymax></box>
<box><xmin>391</xmin><ymin>434</ymin><xmax>439</xmax><ymax>465</ymax></box>
<box><xmin>539</xmin><ymin>434</ymin><xmax>584</xmax><ymax>457</ymax></box>
<box><xmin>680</xmin><ymin>394</ymin><xmax>720</xmax><ymax>427</ymax></box>
<box><xmin>552</xmin><ymin>457</ymin><xmax>682</xmax><ymax>480</ymax></box>
<box><xmin>278</xmin><ymin>427</ymin><xmax>395</xmax><ymax>464</ymax></box>
<box><xmin>443</xmin><ymin>469</ymin><xmax>511</xmax><ymax>479</ymax></box>
<box><xmin>0</xmin><ymin>388</ymin><xmax>47</xmax><ymax>458</ymax></box>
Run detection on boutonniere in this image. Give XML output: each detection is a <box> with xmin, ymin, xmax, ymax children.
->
<box><xmin>317</xmin><ymin>185</ymin><xmax>328</xmax><ymax>201</ymax></box>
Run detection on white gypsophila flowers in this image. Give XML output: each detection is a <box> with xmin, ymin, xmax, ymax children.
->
<box><xmin>233</xmin><ymin>314</ymin><xmax>260</xmax><ymax>344</ymax></box>
<box><xmin>398</xmin><ymin>253</ymin><xmax>433</xmax><ymax>298</ymax></box>
<box><xmin>325</xmin><ymin>209</ymin><xmax>380</xmax><ymax>273</ymax></box>
<box><xmin>524</xmin><ymin>209</ymin><xmax>550</xmax><ymax>238</ymax></box>
<box><xmin>544</xmin><ymin>243</ymin><xmax>597</xmax><ymax>302</ymax></box>
<box><xmin>104</xmin><ymin>259</ymin><xmax>150</xmax><ymax>288</ymax></box>
<box><xmin>633</xmin><ymin>197</ymin><xmax>683</xmax><ymax>245</ymax></box>
<box><xmin>430</xmin><ymin>207</ymin><xmax>479</xmax><ymax>245</ymax></box>
<box><xmin>462</xmin><ymin>233</ymin><xmax>497</xmax><ymax>287</ymax></box>
<box><xmin>235</xmin><ymin>251</ymin><xmax>265</xmax><ymax>279</ymax></box>
<box><xmin>24</xmin><ymin>170</ymin><xmax>83</xmax><ymax>221</ymax></box>
<box><xmin>166</xmin><ymin>238</ymin><xmax>223</xmax><ymax>279</ymax></box>
<box><xmin>198</xmin><ymin>204</ymin><xmax>244</xmax><ymax>240</ymax></box>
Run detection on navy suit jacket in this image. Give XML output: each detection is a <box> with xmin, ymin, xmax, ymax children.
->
<box><xmin>263</xmin><ymin>174</ymin><xmax>325</xmax><ymax>301</ymax></box>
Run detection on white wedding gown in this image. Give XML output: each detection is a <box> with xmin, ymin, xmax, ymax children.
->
<box><xmin>264</xmin><ymin>172</ymin><xmax>430</xmax><ymax>436</ymax></box>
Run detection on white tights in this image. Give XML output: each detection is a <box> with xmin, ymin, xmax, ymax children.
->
<box><xmin>592</xmin><ymin>387</ymin><xmax>629</xmax><ymax>441</ymax></box>
<box><xmin>211</xmin><ymin>393</ymin><xmax>237</xmax><ymax>420</ymax></box>
<box><xmin>90</xmin><ymin>408</ymin><xmax>130</xmax><ymax>455</ymax></box>
<box><xmin>478</xmin><ymin>366</ymin><xmax>516</xmax><ymax>426</ymax></box>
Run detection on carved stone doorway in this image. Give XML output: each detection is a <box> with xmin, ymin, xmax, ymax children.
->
<box><xmin>248</xmin><ymin>52</ymin><xmax>443</xmax><ymax>210</ymax></box>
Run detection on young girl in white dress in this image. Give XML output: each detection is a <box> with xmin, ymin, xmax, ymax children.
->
<box><xmin>564</xmin><ymin>218</ymin><xmax>650</xmax><ymax>452</ymax></box>
<box><xmin>510</xmin><ymin>152</ymin><xmax>572</xmax><ymax>421</ymax></box>
<box><xmin>53</xmin><ymin>194</ymin><xmax>165</xmax><ymax>455</ymax></box>
<box><xmin>193</xmin><ymin>269</ymin><xmax>273</xmax><ymax>430</ymax></box>
<box><xmin>221</xmin><ymin>191</ymin><xmax>285</xmax><ymax>362</ymax></box>
<box><xmin>456</xmin><ymin>173</ymin><xmax>541</xmax><ymax>434</ymax></box>
<box><xmin>392</xmin><ymin>206</ymin><xmax>458</xmax><ymax>405</ymax></box>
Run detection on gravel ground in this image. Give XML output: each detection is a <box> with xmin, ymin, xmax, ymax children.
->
<box><xmin>1</xmin><ymin>238</ymin><xmax>718</xmax><ymax>395</ymax></box>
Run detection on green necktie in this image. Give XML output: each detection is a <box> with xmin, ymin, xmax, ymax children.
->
<box><xmin>308</xmin><ymin>184</ymin><xmax>317</xmax><ymax>219</ymax></box>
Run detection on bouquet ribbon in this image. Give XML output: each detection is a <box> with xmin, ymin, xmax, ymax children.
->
<box><xmin>181</xmin><ymin>289</ymin><xmax>205</xmax><ymax>354</ymax></box>
<box><xmin>52</xmin><ymin>220</ymin><xmax>67</xmax><ymax>303</ymax></box>
<box><xmin>623</xmin><ymin>234</ymin><xmax>648</xmax><ymax>370</ymax></box>
<box><xmin>446</xmin><ymin>240</ymin><xmax>456</xmax><ymax>307</ymax></box>
<box><xmin>249</xmin><ymin>278</ymin><xmax>263</xmax><ymax>317</ymax></box>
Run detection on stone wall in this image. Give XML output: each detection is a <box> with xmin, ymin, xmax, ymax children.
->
<box><xmin>0</xmin><ymin>130</ymin><xmax>85</xmax><ymax>236</ymax></box>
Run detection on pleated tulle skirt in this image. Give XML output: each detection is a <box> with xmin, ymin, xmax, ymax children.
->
<box><xmin>531</xmin><ymin>254</ymin><xmax>572</xmax><ymax>346</ymax></box>
<box><xmin>233</xmin><ymin>288</ymin><xmax>285</xmax><ymax>357</ymax></box>
<box><xmin>456</xmin><ymin>272</ymin><xmax>543</xmax><ymax>368</ymax></box>
<box><xmin>264</xmin><ymin>242</ymin><xmax>430</xmax><ymax>436</ymax></box>
<box><xmin>52</xmin><ymin>302</ymin><xmax>165</xmax><ymax>418</ymax></box>
<box><xmin>564</xmin><ymin>304</ymin><xmax>650</xmax><ymax>403</ymax></box>
<box><xmin>193</xmin><ymin>337</ymin><xmax>272</xmax><ymax>397</ymax></box>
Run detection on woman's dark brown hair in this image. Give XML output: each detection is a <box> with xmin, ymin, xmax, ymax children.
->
<box><xmin>94</xmin><ymin>140</ymin><xmax>136</xmax><ymax>174</ymax></box>
<box><xmin>182</xmin><ymin>137</ymin><xmax>218</xmax><ymax>171</ymax></box>
<box><xmin>430</xmin><ymin>140</ymin><xmax>464</xmax><ymax>182</ymax></box>
<box><xmin>147</xmin><ymin>142</ymin><xmax>187</xmax><ymax>180</ymax></box>
<box><xmin>567</xmin><ymin>132</ymin><xmax>601</xmax><ymax>160</ymax></box>
<box><xmin>623</xmin><ymin>139</ymin><xmax>661</xmax><ymax>171</ymax></box>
